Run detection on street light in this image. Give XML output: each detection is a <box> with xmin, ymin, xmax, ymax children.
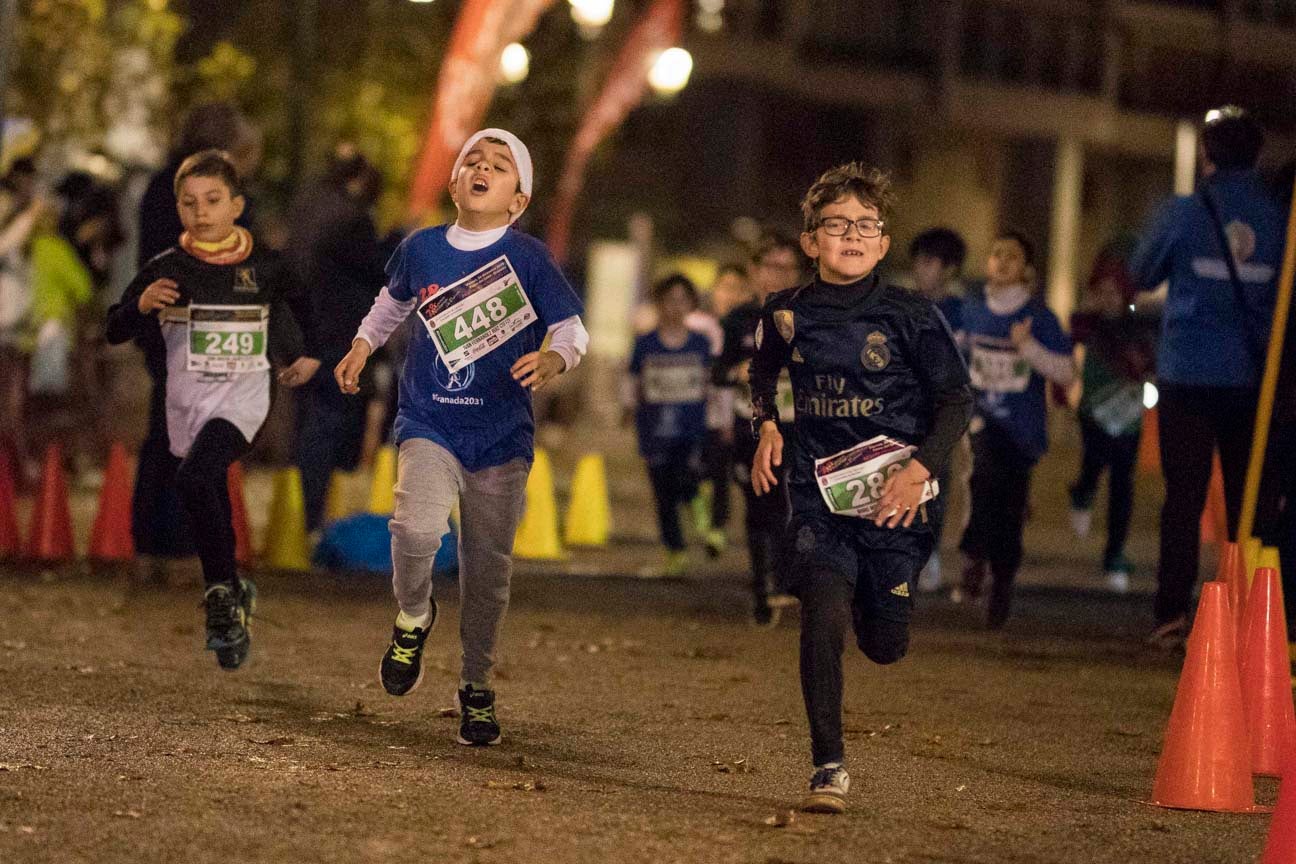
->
<box><xmin>500</xmin><ymin>43</ymin><xmax>530</xmax><ymax>85</ymax></box>
<box><xmin>570</xmin><ymin>0</ymin><xmax>614</xmax><ymax>32</ymax></box>
<box><xmin>648</xmin><ymin>47</ymin><xmax>692</xmax><ymax>96</ymax></box>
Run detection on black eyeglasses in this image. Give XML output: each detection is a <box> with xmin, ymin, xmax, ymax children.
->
<box><xmin>817</xmin><ymin>217</ymin><xmax>885</xmax><ymax>238</ymax></box>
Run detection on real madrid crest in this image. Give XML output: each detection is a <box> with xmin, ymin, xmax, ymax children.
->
<box><xmin>861</xmin><ymin>330</ymin><xmax>891</xmax><ymax>371</ymax></box>
<box><xmin>773</xmin><ymin>309</ymin><xmax>795</xmax><ymax>343</ymax></box>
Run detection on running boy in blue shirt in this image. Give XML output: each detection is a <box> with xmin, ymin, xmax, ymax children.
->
<box><xmin>334</xmin><ymin>129</ymin><xmax>588</xmax><ymax>746</ymax></box>
<box><xmin>623</xmin><ymin>274</ymin><xmax>714</xmax><ymax>577</ymax></box>
<box><xmin>751</xmin><ymin>163</ymin><xmax>972</xmax><ymax>813</ymax></box>
<box><xmin>956</xmin><ymin>232</ymin><xmax>1075</xmax><ymax>628</ymax></box>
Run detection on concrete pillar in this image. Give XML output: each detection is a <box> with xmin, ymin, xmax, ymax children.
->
<box><xmin>1174</xmin><ymin>119</ymin><xmax>1197</xmax><ymax>196</ymax></box>
<box><xmin>1047</xmin><ymin>137</ymin><xmax>1083</xmax><ymax>323</ymax></box>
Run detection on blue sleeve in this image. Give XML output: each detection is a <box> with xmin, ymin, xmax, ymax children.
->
<box><xmin>1032</xmin><ymin>305</ymin><xmax>1072</xmax><ymax>354</ymax></box>
<box><xmin>1130</xmin><ymin>196</ymin><xmax>1183</xmax><ymax>291</ymax></box>
<box><xmin>528</xmin><ymin>243</ymin><xmax>583</xmax><ymax>326</ymax></box>
<box><xmin>384</xmin><ymin>236</ymin><xmax>413</xmax><ymax>302</ymax></box>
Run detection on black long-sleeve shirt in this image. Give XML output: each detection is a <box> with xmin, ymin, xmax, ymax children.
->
<box><xmin>750</xmin><ymin>272</ymin><xmax>972</xmax><ymax>515</ymax></box>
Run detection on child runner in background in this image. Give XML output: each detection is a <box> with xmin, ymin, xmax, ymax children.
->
<box><xmin>907</xmin><ymin>227</ymin><xmax>970</xmax><ymax>593</ymax></box>
<box><xmin>1067</xmin><ymin>242</ymin><xmax>1157</xmax><ymax>592</ymax></box>
<box><xmin>623</xmin><ymin>274</ymin><xmax>714</xmax><ymax>577</ymax></box>
<box><xmin>957</xmin><ymin>232</ymin><xmax>1075</xmax><ymax>627</ymax></box>
<box><xmin>334</xmin><ymin>129</ymin><xmax>587</xmax><ymax>746</ymax></box>
<box><xmin>751</xmin><ymin>163</ymin><xmax>971</xmax><ymax>813</ymax></box>
<box><xmin>106</xmin><ymin>150</ymin><xmax>318</xmax><ymax>670</ymax></box>
<box><xmin>716</xmin><ymin>233</ymin><xmax>803</xmax><ymax>627</ymax></box>
<box><xmin>701</xmin><ymin>263</ymin><xmax>751</xmax><ymax>555</ymax></box>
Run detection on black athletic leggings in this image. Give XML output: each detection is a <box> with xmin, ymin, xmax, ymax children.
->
<box><xmin>1154</xmin><ymin>384</ymin><xmax>1256</xmax><ymax>625</ymax></box>
<box><xmin>174</xmin><ymin>419</ymin><xmax>251</xmax><ymax>590</ymax></box>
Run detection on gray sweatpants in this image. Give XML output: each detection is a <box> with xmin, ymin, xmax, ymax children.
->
<box><xmin>389</xmin><ymin>438</ymin><xmax>529</xmax><ymax>686</ymax></box>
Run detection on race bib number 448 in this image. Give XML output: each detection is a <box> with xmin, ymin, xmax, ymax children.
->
<box><xmin>417</xmin><ymin>256</ymin><xmax>536</xmax><ymax>374</ymax></box>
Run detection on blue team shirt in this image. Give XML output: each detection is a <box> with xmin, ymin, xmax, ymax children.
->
<box><xmin>961</xmin><ymin>295</ymin><xmax>1071</xmax><ymax>462</ymax></box>
<box><xmin>629</xmin><ymin>330</ymin><xmax>711</xmax><ymax>457</ymax></box>
<box><xmin>936</xmin><ymin>294</ymin><xmax>963</xmax><ymax>334</ymax></box>
<box><xmin>385</xmin><ymin>226</ymin><xmax>583</xmax><ymax>471</ymax></box>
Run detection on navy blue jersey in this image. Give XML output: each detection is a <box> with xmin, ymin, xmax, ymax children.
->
<box><xmin>629</xmin><ymin>329</ymin><xmax>711</xmax><ymax>456</ymax></box>
<box><xmin>750</xmin><ymin>273</ymin><xmax>972</xmax><ymax>521</ymax></box>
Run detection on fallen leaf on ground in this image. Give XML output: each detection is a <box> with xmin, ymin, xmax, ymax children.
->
<box><xmin>712</xmin><ymin>759</ymin><xmax>753</xmax><ymax>774</ymax></box>
<box><xmin>764</xmin><ymin>810</ymin><xmax>796</xmax><ymax>828</ymax></box>
<box><xmin>351</xmin><ymin>701</ymin><xmax>377</xmax><ymax>717</ymax></box>
<box><xmin>248</xmin><ymin>737</ymin><xmax>294</xmax><ymax>746</ymax></box>
<box><xmin>436</xmin><ymin>707</ymin><xmax>458</xmax><ymax>718</ymax></box>
<box><xmin>222</xmin><ymin>713</ymin><xmax>256</xmax><ymax>724</ymax></box>
<box><xmin>465</xmin><ymin>836</ymin><xmax>497</xmax><ymax>849</ymax></box>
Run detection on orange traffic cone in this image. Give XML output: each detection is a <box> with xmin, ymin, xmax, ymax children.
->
<box><xmin>0</xmin><ymin>448</ymin><xmax>18</xmax><ymax>557</ymax></box>
<box><xmin>227</xmin><ymin>462</ymin><xmax>253</xmax><ymax>566</ymax></box>
<box><xmin>24</xmin><ymin>444</ymin><xmax>74</xmax><ymax>562</ymax></box>
<box><xmin>1217</xmin><ymin>541</ymin><xmax>1248</xmax><ymax>643</ymax></box>
<box><xmin>1137</xmin><ymin>407</ymin><xmax>1160</xmax><ymax>475</ymax></box>
<box><xmin>1262</xmin><ymin>753</ymin><xmax>1296</xmax><ymax>863</ymax></box>
<box><xmin>89</xmin><ymin>443</ymin><xmax>134</xmax><ymax>562</ymax></box>
<box><xmin>1150</xmin><ymin>581</ymin><xmax>1259</xmax><ymax>812</ymax></box>
<box><xmin>1240</xmin><ymin>568</ymin><xmax>1296</xmax><ymax>777</ymax></box>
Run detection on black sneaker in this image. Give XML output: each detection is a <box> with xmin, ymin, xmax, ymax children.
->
<box><xmin>456</xmin><ymin>684</ymin><xmax>502</xmax><ymax>746</ymax></box>
<box><xmin>204</xmin><ymin>578</ymin><xmax>255</xmax><ymax>671</ymax></box>
<box><xmin>987</xmin><ymin>577</ymin><xmax>1012</xmax><ymax>630</ymax></box>
<box><xmin>379</xmin><ymin>604</ymin><xmax>436</xmax><ymax>697</ymax></box>
<box><xmin>800</xmin><ymin>764</ymin><xmax>850</xmax><ymax>813</ymax></box>
<box><xmin>750</xmin><ymin>601</ymin><xmax>780</xmax><ymax>629</ymax></box>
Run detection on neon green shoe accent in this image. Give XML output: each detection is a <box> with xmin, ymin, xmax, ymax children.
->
<box><xmin>664</xmin><ymin>550</ymin><xmax>689</xmax><ymax>578</ymax></box>
<box><xmin>689</xmin><ymin>493</ymin><xmax>711</xmax><ymax>536</ymax></box>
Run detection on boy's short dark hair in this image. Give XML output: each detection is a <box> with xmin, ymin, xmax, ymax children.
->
<box><xmin>800</xmin><ymin>162</ymin><xmax>895</xmax><ymax>233</ymax></box>
<box><xmin>173</xmin><ymin>149</ymin><xmax>243</xmax><ymax>198</ymax></box>
<box><xmin>909</xmin><ymin>227</ymin><xmax>967</xmax><ymax>271</ymax></box>
<box><xmin>750</xmin><ymin>230</ymin><xmax>798</xmax><ymax>265</ymax></box>
<box><xmin>1201</xmin><ymin>106</ymin><xmax>1264</xmax><ymax>171</ymax></box>
<box><xmin>651</xmin><ymin>273</ymin><xmax>700</xmax><ymax>307</ymax></box>
<box><xmin>995</xmin><ymin>229</ymin><xmax>1037</xmax><ymax>268</ymax></box>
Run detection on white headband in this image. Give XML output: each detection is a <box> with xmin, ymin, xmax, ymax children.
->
<box><xmin>452</xmin><ymin>128</ymin><xmax>533</xmax><ymax>203</ymax></box>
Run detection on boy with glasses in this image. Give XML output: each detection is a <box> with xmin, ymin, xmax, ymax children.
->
<box><xmin>751</xmin><ymin>163</ymin><xmax>971</xmax><ymax>812</ymax></box>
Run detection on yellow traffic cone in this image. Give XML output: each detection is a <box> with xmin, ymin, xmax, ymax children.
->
<box><xmin>367</xmin><ymin>445</ymin><xmax>397</xmax><ymax>515</ymax></box>
<box><xmin>324</xmin><ymin>471</ymin><xmax>356</xmax><ymax>524</ymax></box>
<box><xmin>514</xmin><ymin>449</ymin><xmax>564</xmax><ymax>560</ymax></box>
<box><xmin>1244</xmin><ymin>536</ymin><xmax>1263</xmax><ymax>583</ymax></box>
<box><xmin>563</xmin><ymin>453</ymin><xmax>611</xmax><ymax>547</ymax></box>
<box><xmin>264</xmin><ymin>467</ymin><xmax>311</xmax><ymax>571</ymax></box>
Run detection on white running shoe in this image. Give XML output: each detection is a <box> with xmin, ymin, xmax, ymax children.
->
<box><xmin>800</xmin><ymin>764</ymin><xmax>850</xmax><ymax>814</ymax></box>
<box><xmin>1069</xmin><ymin>507</ymin><xmax>1092</xmax><ymax>539</ymax></box>
<box><xmin>917</xmin><ymin>555</ymin><xmax>942</xmax><ymax>592</ymax></box>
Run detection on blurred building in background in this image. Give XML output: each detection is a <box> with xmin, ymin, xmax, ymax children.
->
<box><xmin>578</xmin><ymin>0</ymin><xmax>1296</xmax><ymax>319</ymax></box>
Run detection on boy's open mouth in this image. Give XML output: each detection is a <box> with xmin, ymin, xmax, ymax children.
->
<box><xmin>471</xmin><ymin>177</ymin><xmax>490</xmax><ymax>194</ymax></box>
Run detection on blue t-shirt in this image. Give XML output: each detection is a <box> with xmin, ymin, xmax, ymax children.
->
<box><xmin>386</xmin><ymin>226</ymin><xmax>583</xmax><ymax>471</ymax></box>
<box><xmin>962</xmin><ymin>295</ymin><xmax>1070</xmax><ymax>462</ymax></box>
<box><xmin>629</xmin><ymin>330</ymin><xmax>711</xmax><ymax>457</ymax></box>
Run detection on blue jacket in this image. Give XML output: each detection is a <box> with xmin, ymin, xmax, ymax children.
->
<box><xmin>1130</xmin><ymin>169</ymin><xmax>1282</xmax><ymax>388</ymax></box>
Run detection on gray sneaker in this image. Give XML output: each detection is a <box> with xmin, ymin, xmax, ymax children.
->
<box><xmin>800</xmin><ymin>764</ymin><xmax>850</xmax><ymax>813</ymax></box>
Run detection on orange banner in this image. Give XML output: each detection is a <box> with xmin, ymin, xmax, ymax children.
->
<box><xmin>407</xmin><ymin>0</ymin><xmax>556</xmax><ymax>219</ymax></box>
<box><xmin>546</xmin><ymin>0</ymin><xmax>683</xmax><ymax>265</ymax></box>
